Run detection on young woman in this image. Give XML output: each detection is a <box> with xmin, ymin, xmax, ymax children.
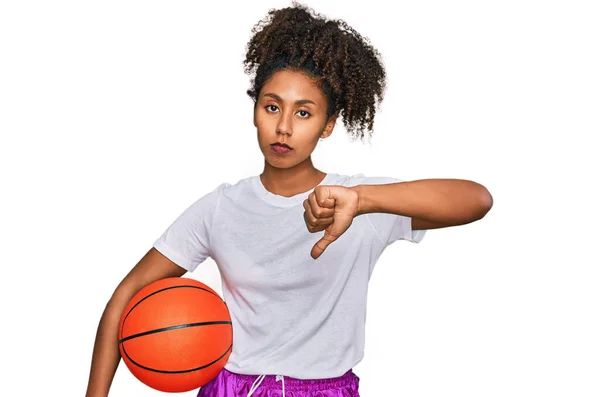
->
<box><xmin>86</xmin><ymin>3</ymin><xmax>493</xmax><ymax>397</ymax></box>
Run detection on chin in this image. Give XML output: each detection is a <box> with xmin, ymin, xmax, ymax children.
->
<box><xmin>264</xmin><ymin>155</ymin><xmax>296</xmax><ymax>169</ymax></box>
<box><xmin>265</xmin><ymin>159</ymin><xmax>291</xmax><ymax>169</ymax></box>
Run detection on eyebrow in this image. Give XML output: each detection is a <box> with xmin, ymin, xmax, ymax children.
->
<box><xmin>262</xmin><ymin>93</ymin><xmax>316</xmax><ymax>106</ymax></box>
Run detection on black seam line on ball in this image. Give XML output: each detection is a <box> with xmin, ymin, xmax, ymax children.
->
<box><xmin>119</xmin><ymin>284</ymin><xmax>223</xmax><ymax>339</ymax></box>
<box><xmin>122</xmin><ymin>343</ymin><xmax>233</xmax><ymax>374</ymax></box>
<box><xmin>119</xmin><ymin>321</ymin><xmax>233</xmax><ymax>344</ymax></box>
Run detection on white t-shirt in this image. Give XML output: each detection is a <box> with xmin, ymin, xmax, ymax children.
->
<box><xmin>153</xmin><ymin>173</ymin><xmax>426</xmax><ymax>379</ymax></box>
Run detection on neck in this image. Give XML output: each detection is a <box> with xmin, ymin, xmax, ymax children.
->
<box><xmin>260</xmin><ymin>157</ymin><xmax>327</xmax><ymax>197</ymax></box>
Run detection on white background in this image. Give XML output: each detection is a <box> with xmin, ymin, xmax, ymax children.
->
<box><xmin>1</xmin><ymin>0</ymin><xmax>599</xmax><ymax>396</ymax></box>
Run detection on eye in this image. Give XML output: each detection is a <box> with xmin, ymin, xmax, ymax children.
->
<box><xmin>265</xmin><ymin>105</ymin><xmax>279</xmax><ymax>113</ymax></box>
<box><xmin>297</xmin><ymin>110</ymin><xmax>310</xmax><ymax>118</ymax></box>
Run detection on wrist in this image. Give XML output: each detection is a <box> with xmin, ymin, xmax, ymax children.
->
<box><xmin>351</xmin><ymin>185</ymin><xmax>367</xmax><ymax>216</ymax></box>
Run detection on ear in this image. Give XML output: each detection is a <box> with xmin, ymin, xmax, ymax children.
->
<box><xmin>253</xmin><ymin>102</ymin><xmax>257</xmax><ymax>127</ymax></box>
<box><xmin>321</xmin><ymin>113</ymin><xmax>338</xmax><ymax>139</ymax></box>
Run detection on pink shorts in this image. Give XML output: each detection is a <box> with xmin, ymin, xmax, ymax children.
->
<box><xmin>197</xmin><ymin>368</ymin><xmax>360</xmax><ymax>396</ymax></box>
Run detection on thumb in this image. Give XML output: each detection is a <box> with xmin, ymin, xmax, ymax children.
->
<box><xmin>311</xmin><ymin>231</ymin><xmax>338</xmax><ymax>259</ymax></box>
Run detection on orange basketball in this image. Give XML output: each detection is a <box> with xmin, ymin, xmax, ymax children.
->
<box><xmin>118</xmin><ymin>277</ymin><xmax>233</xmax><ymax>392</ymax></box>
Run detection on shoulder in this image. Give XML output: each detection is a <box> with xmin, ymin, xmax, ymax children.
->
<box><xmin>202</xmin><ymin>174</ymin><xmax>261</xmax><ymax>203</ymax></box>
<box><xmin>333</xmin><ymin>173</ymin><xmax>404</xmax><ymax>187</ymax></box>
<box><xmin>206</xmin><ymin>174</ymin><xmax>255</xmax><ymax>194</ymax></box>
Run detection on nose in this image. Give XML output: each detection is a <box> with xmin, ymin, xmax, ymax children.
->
<box><xmin>276</xmin><ymin>111</ymin><xmax>293</xmax><ymax>136</ymax></box>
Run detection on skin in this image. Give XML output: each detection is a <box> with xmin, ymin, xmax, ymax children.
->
<box><xmin>85</xmin><ymin>67</ymin><xmax>493</xmax><ymax>396</ymax></box>
<box><xmin>254</xmin><ymin>68</ymin><xmax>338</xmax><ymax>198</ymax></box>
<box><xmin>85</xmin><ymin>249</ymin><xmax>186</xmax><ymax>397</ymax></box>
<box><xmin>84</xmin><ymin>68</ymin><xmax>336</xmax><ymax>397</ymax></box>
<box><xmin>254</xmin><ymin>69</ymin><xmax>492</xmax><ymax>260</ymax></box>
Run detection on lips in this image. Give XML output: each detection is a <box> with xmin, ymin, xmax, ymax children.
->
<box><xmin>270</xmin><ymin>142</ymin><xmax>293</xmax><ymax>154</ymax></box>
<box><xmin>271</xmin><ymin>142</ymin><xmax>292</xmax><ymax>149</ymax></box>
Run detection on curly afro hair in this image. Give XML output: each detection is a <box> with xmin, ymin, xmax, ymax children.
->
<box><xmin>244</xmin><ymin>1</ymin><xmax>387</xmax><ymax>143</ymax></box>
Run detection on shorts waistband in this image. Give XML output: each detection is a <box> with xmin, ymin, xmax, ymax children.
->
<box><xmin>225</xmin><ymin>368</ymin><xmax>358</xmax><ymax>391</ymax></box>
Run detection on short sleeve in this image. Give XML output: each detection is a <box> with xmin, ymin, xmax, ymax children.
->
<box><xmin>357</xmin><ymin>176</ymin><xmax>427</xmax><ymax>247</ymax></box>
<box><xmin>152</xmin><ymin>183</ymin><xmax>228</xmax><ymax>272</ymax></box>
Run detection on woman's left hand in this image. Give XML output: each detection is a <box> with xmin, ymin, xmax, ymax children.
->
<box><xmin>303</xmin><ymin>185</ymin><xmax>360</xmax><ymax>259</ymax></box>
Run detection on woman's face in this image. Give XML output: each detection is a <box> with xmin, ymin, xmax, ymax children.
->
<box><xmin>254</xmin><ymin>69</ymin><xmax>335</xmax><ymax>169</ymax></box>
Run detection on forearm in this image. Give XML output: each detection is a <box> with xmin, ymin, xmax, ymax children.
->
<box><xmin>352</xmin><ymin>179</ymin><xmax>493</xmax><ymax>226</ymax></box>
<box><xmin>85</xmin><ymin>293</ymin><xmax>130</xmax><ymax>397</ymax></box>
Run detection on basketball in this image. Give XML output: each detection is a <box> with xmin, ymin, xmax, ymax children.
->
<box><xmin>118</xmin><ymin>277</ymin><xmax>233</xmax><ymax>392</ymax></box>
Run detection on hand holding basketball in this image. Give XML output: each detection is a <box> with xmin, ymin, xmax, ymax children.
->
<box><xmin>303</xmin><ymin>185</ymin><xmax>360</xmax><ymax>259</ymax></box>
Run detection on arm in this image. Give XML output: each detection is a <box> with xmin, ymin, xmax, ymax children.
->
<box><xmin>85</xmin><ymin>248</ymin><xmax>187</xmax><ymax>397</ymax></box>
<box><xmin>352</xmin><ymin>179</ymin><xmax>493</xmax><ymax>229</ymax></box>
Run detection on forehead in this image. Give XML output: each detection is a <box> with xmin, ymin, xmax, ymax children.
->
<box><xmin>260</xmin><ymin>69</ymin><xmax>325</xmax><ymax>102</ymax></box>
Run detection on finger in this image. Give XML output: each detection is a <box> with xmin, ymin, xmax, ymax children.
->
<box><xmin>303</xmin><ymin>199</ymin><xmax>332</xmax><ymax>226</ymax></box>
<box><xmin>303</xmin><ymin>200</ymin><xmax>321</xmax><ymax>230</ymax></box>
<box><xmin>307</xmin><ymin>218</ymin><xmax>334</xmax><ymax>232</ymax></box>
<box><xmin>311</xmin><ymin>232</ymin><xmax>338</xmax><ymax>259</ymax></box>
<box><xmin>313</xmin><ymin>188</ymin><xmax>335</xmax><ymax>209</ymax></box>
<box><xmin>309</xmin><ymin>192</ymin><xmax>335</xmax><ymax>218</ymax></box>
<box><xmin>303</xmin><ymin>204</ymin><xmax>334</xmax><ymax>233</ymax></box>
<box><xmin>303</xmin><ymin>199</ymin><xmax>315</xmax><ymax>224</ymax></box>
